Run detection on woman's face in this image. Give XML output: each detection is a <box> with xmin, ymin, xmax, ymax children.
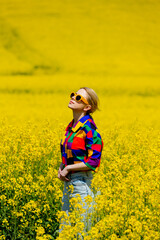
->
<box><xmin>68</xmin><ymin>89</ymin><xmax>90</xmax><ymax>112</ymax></box>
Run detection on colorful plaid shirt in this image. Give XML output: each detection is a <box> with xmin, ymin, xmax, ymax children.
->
<box><xmin>60</xmin><ymin>114</ymin><xmax>103</xmax><ymax>172</ymax></box>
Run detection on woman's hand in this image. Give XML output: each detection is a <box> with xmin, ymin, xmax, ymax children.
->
<box><xmin>58</xmin><ymin>164</ymin><xmax>70</xmax><ymax>182</ymax></box>
<box><xmin>60</xmin><ymin>167</ymin><xmax>70</xmax><ymax>182</ymax></box>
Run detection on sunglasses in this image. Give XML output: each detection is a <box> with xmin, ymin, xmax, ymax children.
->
<box><xmin>70</xmin><ymin>92</ymin><xmax>89</xmax><ymax>105</ymax></box>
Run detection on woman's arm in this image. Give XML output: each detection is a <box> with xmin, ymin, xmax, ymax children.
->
<box><xmin>67</xmin><ymin>162</ymin><xmax>90</xmax><ymax>172</ymax></box>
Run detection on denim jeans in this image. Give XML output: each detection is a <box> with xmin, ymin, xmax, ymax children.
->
<box><xmin>59</xmin><ymin>171</ymin><xmax>94</xmax><ymax>234</ymax></box>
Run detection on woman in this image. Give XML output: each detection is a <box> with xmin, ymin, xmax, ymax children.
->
<box><xmin>58</xmin><ymin>87</ymin><xmax>103</xmax><ymax>233</ymax></box>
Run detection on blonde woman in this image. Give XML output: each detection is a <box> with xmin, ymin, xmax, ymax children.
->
<box><xmin>58</xmin><ymin>87</ymin><xmax>103</xmax><ymax>233</ymax></box>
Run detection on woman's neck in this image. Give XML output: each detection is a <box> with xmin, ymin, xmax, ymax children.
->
<box><xmin>73</xmin><ymin>111</ymin><xmax>86</xmax><ymax>126</ymax></box>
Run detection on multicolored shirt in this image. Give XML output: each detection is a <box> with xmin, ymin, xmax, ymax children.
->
<box><xmin>60</xmin><ymin>114</ymin><xmax>103</xmax><ymax>172</ymax></box>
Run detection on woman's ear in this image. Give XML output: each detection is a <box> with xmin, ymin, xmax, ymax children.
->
<box><xmin>84</xmin><ymin>105</ymin><xmax>92</xmax><ymax>112</ymax></box>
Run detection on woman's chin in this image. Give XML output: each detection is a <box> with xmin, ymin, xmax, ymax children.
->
<box><xmin>68</xmin><ymin>103</ymin><xmax>74</xmax><ymax>109</ymax></box>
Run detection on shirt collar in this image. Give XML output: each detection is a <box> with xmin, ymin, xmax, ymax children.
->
<box><xmin>66</xmin><ymin>114</ymin><xmax>97</xmax><ymax>133</ymax></box>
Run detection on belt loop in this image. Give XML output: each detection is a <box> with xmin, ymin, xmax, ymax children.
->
<box><xmin>67</xmin><ymin>173</ymin><xmax>71</xmax><ymax>180</ymax></box>
<box><xmin>86</xmin><ymin>171</ymin><xmax>90</xmax><ymax>177</ymax></box>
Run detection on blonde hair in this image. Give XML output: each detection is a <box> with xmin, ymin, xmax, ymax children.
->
<box><xmin>80</xmin><ymin>87</ymin><xmax>100</xmax><ymax>114</ymax></box>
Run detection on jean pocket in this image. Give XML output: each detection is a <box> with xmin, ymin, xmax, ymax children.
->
<box><xmin>83</xmin><ymin>177</ymin><xmax>92</xmax><ymax>188</ymax></box>
<box><xmin>70</xmin><ymin>179</ymin><xmax>87</xmax><ymax>197</ymax></box>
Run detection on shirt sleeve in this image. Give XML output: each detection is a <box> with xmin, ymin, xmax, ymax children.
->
<box><xmin>84</xmin><ymin>124</ymin><xmax>103</xmax><ymax>172</ymax></box>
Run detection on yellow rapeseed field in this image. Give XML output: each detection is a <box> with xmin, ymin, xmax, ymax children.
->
<box><xmin>0</xmin><ymin>0</ymin><xmax>160</xmax><ymax>239</ymax></box>
<box><xmin>0</xmin><ymin>75</ymin><xmax>160</xmax><ymax>239</ymax></box>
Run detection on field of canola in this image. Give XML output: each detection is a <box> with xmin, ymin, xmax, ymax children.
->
<box><xmin>0</xmin><ymin>76</ymin><xmax>160</xmax><ymax>239</ymax></box>
<box><xmin>0</xmin><ymin>0</ymin><xmax>160</xmax><ymax>239</ymax></box>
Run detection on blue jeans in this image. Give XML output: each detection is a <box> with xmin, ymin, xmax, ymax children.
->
<box><xmin>59</xmin><ymin>171</ymin><xmax>94</xmax><ymax>234</ymax></box>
